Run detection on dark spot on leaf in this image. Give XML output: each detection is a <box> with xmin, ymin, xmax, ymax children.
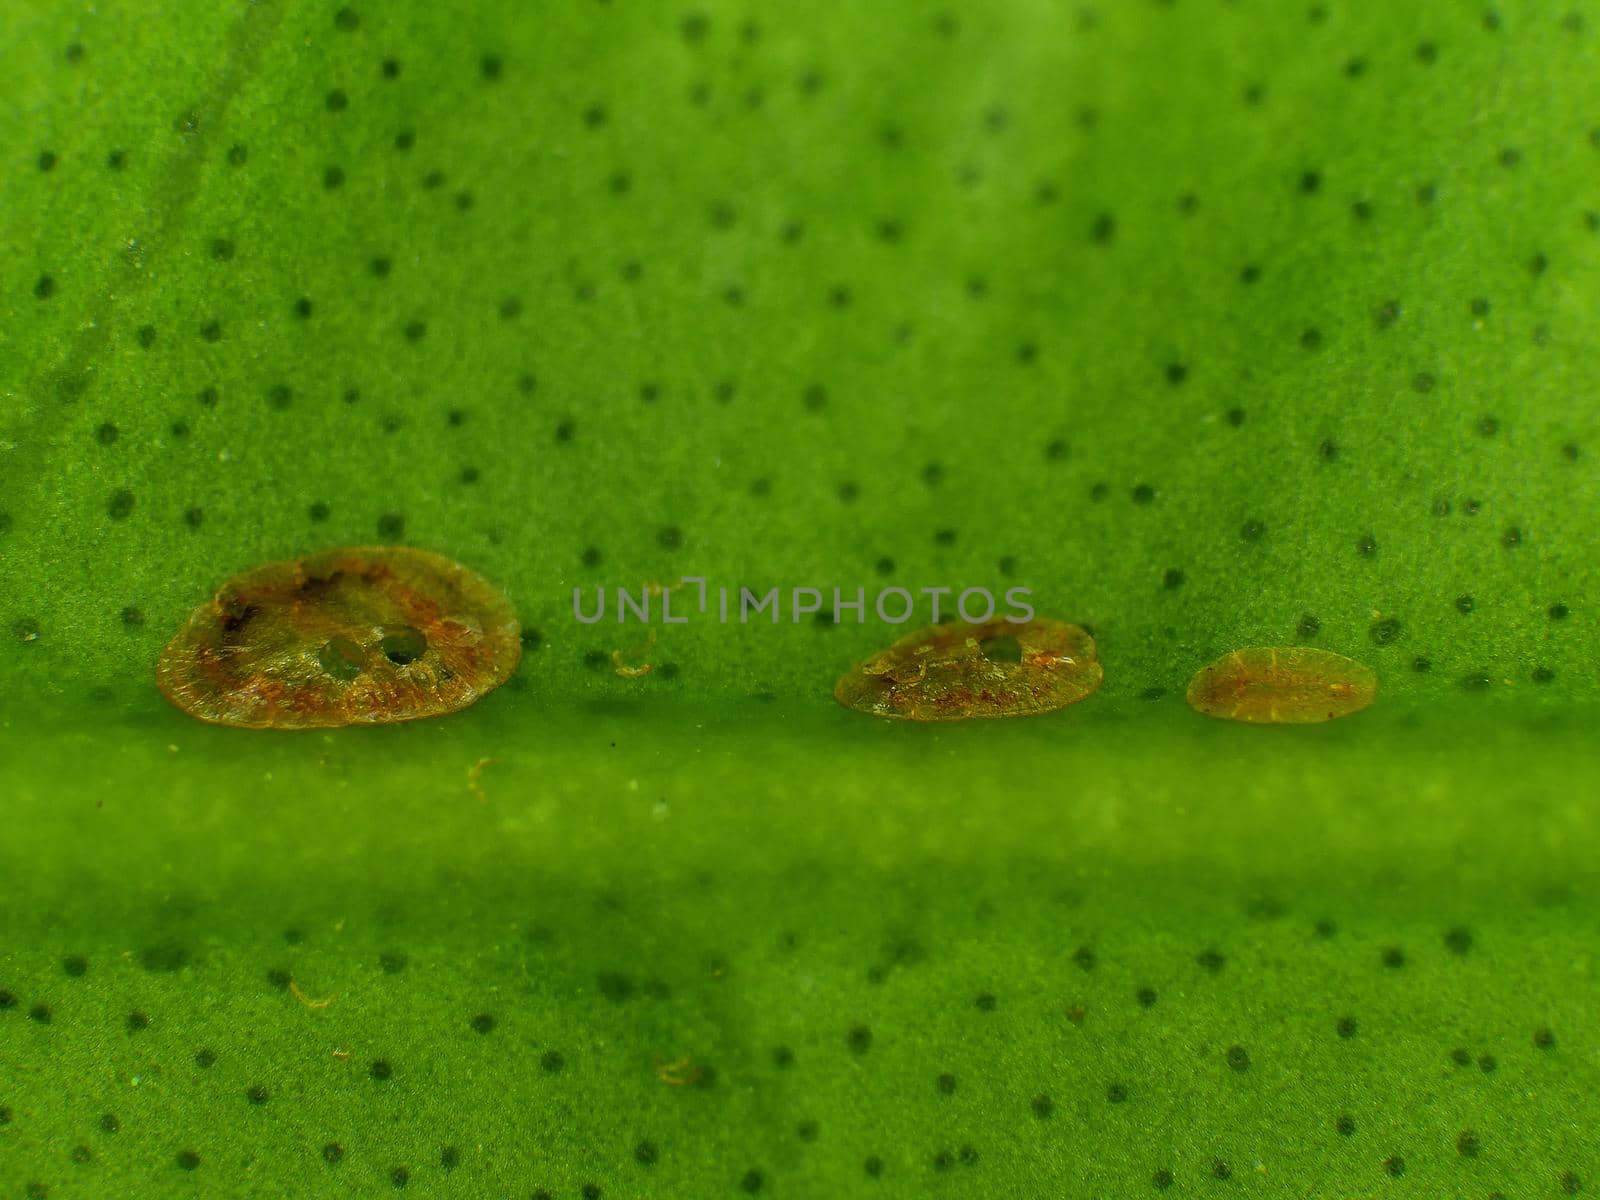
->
<box><xmin>1369</xmin><ymin>617</ymin><xmax>1402</xmax><ymax>646</ymax></box>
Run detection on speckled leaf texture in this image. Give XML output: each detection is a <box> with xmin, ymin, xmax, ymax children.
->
<box><xmin>2</xmin><ymin>2</ymin><xmax>1598</xmax><ymax>1197</ymax></box>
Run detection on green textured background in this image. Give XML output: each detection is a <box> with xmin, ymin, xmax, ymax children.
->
<box><xmin>2</xmin><ymin>0</ymin><xmax>1598</xmax><ymax>1196</ymax></box>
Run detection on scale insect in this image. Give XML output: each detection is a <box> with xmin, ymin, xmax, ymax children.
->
<box><xmin>1185</xmin><ymin>646</ymin><xmax>1377</xmax><ymax>724</ymax></box>
<box><xmin>156</xmin><ymin>546</ymin><xmax>521</xmax><ymax>729</ymax></box>
<box><xmin>834</xmin><ymin>617</ymin><xmax>1103</xmax><ymax>721</ymax></box>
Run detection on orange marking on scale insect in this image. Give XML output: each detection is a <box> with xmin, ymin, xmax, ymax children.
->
<box><xmin>834</xmin><ymin>617</ymin><xmax>1103</xmax><ymax>721</ymax></box>
<box><xmin>1186</xmin><ymin>646</ymin><xmax>1377</xmax><ymax>724</ymax></box>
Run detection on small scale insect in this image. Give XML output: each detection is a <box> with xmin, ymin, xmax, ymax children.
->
<box><xmin>288</xmin><ymin>978</ymin><xmax>336</xmax><ymax>1010</ymax></box>
<box><xmin>612</xmin><ymin>627</ymin><xmax>658</xmax><ymax>679</ymax></box>
<box><xmin>1185</xmin><ymin>646</ymin><xmax>1377</xmax><ymax>724</ymax></box>
<box><xmin>466</xmin><ymin>756</ymin><xmax>496</xmax><ymax>801</ymax></box>
<box><xmin>834</xmin><ymin>617</ymin><xmax>1103</xmax><ymax>721</ymax></box>
<box><xmin>157</xmin><ymin>546</ymin><xmax>521</xmax><ymax>729</ymax></box>
<box><xmin>653</xmin><ymin>1054</ymin><xmax>703</xmax><ymax>1086</ymax></box>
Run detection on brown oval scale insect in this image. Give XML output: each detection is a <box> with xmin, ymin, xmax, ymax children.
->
<box><xmin>157</xmin><ymin>546</ymin><xmax>521</xmax><ymax>729</ymax></box>
<box><xmin>834</xmin><ymin>617</ymin><xmax>1103</xmax><ymax>721</ymax></box>
<box><xmin>1185</xmin><ymin>646</ymin><xmax>1377</xmax><ymax>724</ymax></box>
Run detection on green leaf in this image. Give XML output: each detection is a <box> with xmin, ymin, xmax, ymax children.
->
<box><xmin>2</xmin><ymin>1</ymin><xmax>1597</xmax><ymax>1195</ymax></box>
